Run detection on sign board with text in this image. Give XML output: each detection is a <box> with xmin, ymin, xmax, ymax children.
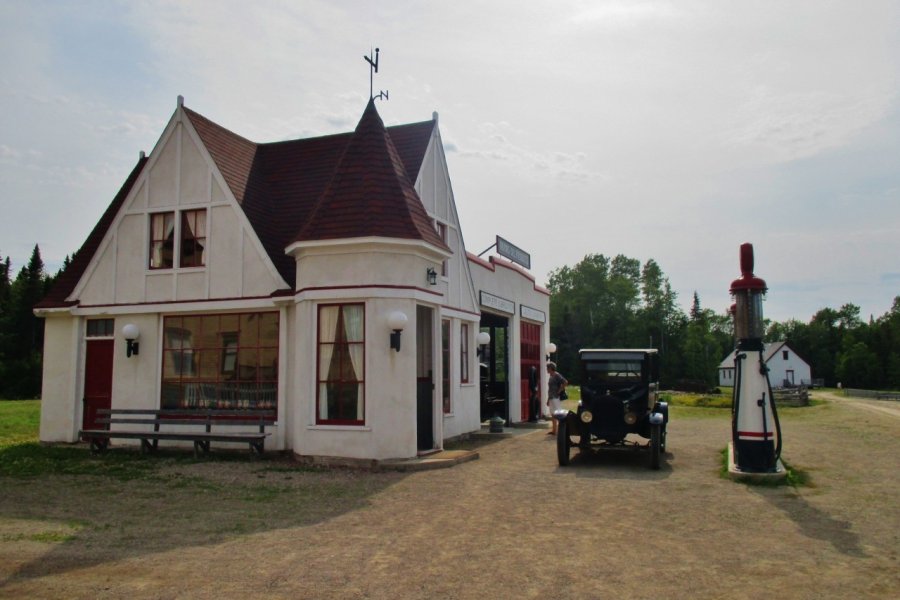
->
<box><xmin>480</xmin><ymin>291</ymin><xmax>515</xmax><ymax>314</ymax></box>
<box><xmin>496</xmin><ymin>236</ymin><xmax>531</xmax><ymax>270</ymax></box>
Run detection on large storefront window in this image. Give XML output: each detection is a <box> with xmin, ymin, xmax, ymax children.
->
<box><xmin>161</xmin><ymin>312</ymin><xmax>278</xmax><ymax>410</ymax></box>
<box><xmin>317</xmin><ymin>303</ymin><xmax>365</xmax><ymax>425</ymax></box>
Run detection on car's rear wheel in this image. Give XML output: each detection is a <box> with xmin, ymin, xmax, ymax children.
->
<box><xmin>557</xmin><ymin>419</ymin><xmax>570</xmax><ymax>466</ymax></box>
<box><xmin>649</xmin><ymin>423</ymin><xmax>661</xmax><ymax>470</ymax></box>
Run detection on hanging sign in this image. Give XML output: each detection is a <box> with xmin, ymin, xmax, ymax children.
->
<box><xmin>496</xmin><ymin>236</ymin><xmax>531</xmax><ymax>270</ymax></box>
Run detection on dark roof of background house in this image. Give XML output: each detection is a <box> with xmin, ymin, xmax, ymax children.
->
<box><xmin>38</xmin><ymin>102</ymin><xmax>441</xmax><ymax>308</ymax></box>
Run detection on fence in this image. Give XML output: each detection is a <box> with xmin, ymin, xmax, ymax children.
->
<box><xmin>842</xmin><ymin>388</ymin><xmax>900</xmax><ymax>401</ymax></box>
<box><xmin>773</xmin><ymin>386</ymin><xmax>809</xmax><ymax>407</ymax></box>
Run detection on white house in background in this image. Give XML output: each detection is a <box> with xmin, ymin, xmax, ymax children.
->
<box><xmin>35</xmin><ymin>96</ymin><xmax>551</xmax><ymax>462</ymax></box>
<box><xmin>718</xmin><ymin>341</ymin><xmax>812</xmax><ymax>388</ymax></box>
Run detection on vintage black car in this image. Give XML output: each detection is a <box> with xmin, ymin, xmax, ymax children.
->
<box><xmin>555</xmin><ymin>349</ymin><xmax>668</xmax><ymax>469</ymax></box>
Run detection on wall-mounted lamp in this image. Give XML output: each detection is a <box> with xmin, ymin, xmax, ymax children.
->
<box><xmin>545</xmin><ymin>342</ymin><xmax>557</xmax><ymax>362</ymax></box>
<box><xmin>476</xmin><ymin>331</ymin><xmax>491</xmax><ymax>357</ymax></box>
<box><xmin>388</xmin><ymin>310</ymin><xmax>408</xmax><ymax>352</ymax></box>
<box><xmin>426</xmin><ymin>267</ymin><xmax>438</xmax><ymax>286</ymax></box>
<box><xmin>123</xmin><ymin>323</ymin><xmax>140</xmax><ymax>358</ymax></box>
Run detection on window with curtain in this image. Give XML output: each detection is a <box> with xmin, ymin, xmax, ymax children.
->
<box><xmin>317</xmin><ymin>303</ymin><xmax>365</xmax><ymax>425</ymax></box>
<box><xmin>149</xmin><ymin>212</ymin><xmax>175</xmax><ymax>269</ymax></box>
<box><xmin>180</xmin><ymin>209</ymin><xmax>207</xmax><ymax>267</ymax></box>
<box><xmin>161</xmin><ymin>312</ymin><xmax>278</xmax><ymax>410</ymax></box>
<box><xmin>149</xmin><ymin>209</ymin><xmax>207</xmax><ymax>269</ymax></box>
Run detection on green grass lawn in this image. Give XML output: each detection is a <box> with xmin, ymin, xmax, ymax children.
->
<box><xmin>561</xmin><ymin>386</ymin><xmax>733</xmax><ymax>409</ymax></box>
<box><xmin>0</xmin><ymin>399</ymin><xmax>40</xmax><ymax>448</ymax></box>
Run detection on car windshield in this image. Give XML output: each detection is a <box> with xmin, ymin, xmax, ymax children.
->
<box><xmin>584</xmin><ymin>360</ymin><xmax>643</xmax><ymax>383</ymax></box>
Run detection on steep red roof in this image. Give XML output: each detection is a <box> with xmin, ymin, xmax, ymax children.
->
<box><xmin>37</xmin><ymin>156</ymin><xmax>148</xmax><ymax>309</ymax></box>
<box><xmin>295</xmin><ymin>99</ymin><xmax>448</xmax><ymax>249</ymax></box>
<box><xmin>185</xmin><ymin>104</ymin><xmax>441</xmax><ymax>285</ymax></box>
<box><xmin>39</xmin><ymin>103</ymin><xmax>443</xmax><ymax>309</ymax></box>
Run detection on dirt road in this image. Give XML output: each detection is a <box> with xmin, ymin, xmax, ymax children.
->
<box><xmin>1</xmin><ymin>397</ymin><xmax>898</xmax><ymax>599</ymax></box>
<box><xmin>816</xmin><ymin>389</ymin><xmax>900</xmax><ymax>420</ymax></box>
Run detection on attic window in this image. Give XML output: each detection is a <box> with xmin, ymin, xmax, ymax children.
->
<box><xmin>149</xmin><ymin>212</ymin><xmax>175</xmax><ymax>269</ymax></box>
<box><xmin>180</xmin><ymin>209</ymin><xmax>207</xmax><ymax>268</ymax></box>
<box><xmin>783</xmin><ymin>350</ymin><xmax>789</xmax><ymax>360</ymax></box>
<box><xmin>149</xmin><ymin>209</ymin><xmax>207</xmax><ymax>270</ymax></box>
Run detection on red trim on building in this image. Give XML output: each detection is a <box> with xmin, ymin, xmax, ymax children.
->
<box><xmin>466</xmin><ymin>252</ymin><xmax>551</xmax><ymax>296</ymax></box>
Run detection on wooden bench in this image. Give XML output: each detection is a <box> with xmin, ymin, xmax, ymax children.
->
<box><xmin>79</xmin><ymin>408</ymin><xmax>276</xmax><ymax>457</ymax></box>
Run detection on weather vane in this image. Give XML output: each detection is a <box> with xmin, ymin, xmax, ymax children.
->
<box><xmin>364</xmin><ymin>47</ymin><xmax>389</xmax><ymax>101</ymax></box>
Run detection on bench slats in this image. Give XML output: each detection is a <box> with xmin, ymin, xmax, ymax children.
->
<box><xmin>81</xmin><ymin>407</ymin><xmax>276</xmax><ymax>456</ymax></box>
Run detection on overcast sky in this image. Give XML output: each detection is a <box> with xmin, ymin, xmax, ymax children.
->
<box><xmin>1</xmin><ymin>1</ymin><xmax>898</xmax><ymax>323</ymax></box>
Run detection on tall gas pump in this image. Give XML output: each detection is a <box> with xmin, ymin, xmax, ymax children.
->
<box><xmin>729</xmin><ymin>243</ymin><xmax>783</xmax><ymax>474</ymax></box>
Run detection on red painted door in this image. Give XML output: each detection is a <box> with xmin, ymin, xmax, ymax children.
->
<box><xmin>519</xmin><ymin>322</ymin><xmax>541</xmax><ymax>422</ymax></box>
<box><xmin>83</xmin><ymin>339</ymin><xmax>114</xmax><ymax>432</ymax></box>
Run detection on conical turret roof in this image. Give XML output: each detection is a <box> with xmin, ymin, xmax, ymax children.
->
<box><xmin>294</xmin><ymin>99</ymin><xmax>449</xmax><ymax>250</ymax></box>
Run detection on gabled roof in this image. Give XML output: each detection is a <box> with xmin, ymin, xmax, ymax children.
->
<box><xmin>185</xmin><ymin>103</ymin><xmax>442</xmax><ymax>285</ymax></box>
<box><xmin>717</xmin><ymin>341</ymin><xmax>809</xmax><ymax>369</ymax></box>
<box><xmin>38</xmin><ymin>102</ymin><xmax>442</xmax><ymax>308</ymax></box>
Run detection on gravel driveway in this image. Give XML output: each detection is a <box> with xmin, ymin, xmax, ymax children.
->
<box><xmin>1</xmin><ymin>398</ymin><xmax>898</xmax><ymax>599</ymax></box>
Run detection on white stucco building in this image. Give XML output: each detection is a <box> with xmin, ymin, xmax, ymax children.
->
<box><xmin>35</xmin><ymin>97</ymin><xmax>551</xmax><ymax>462</ymax></box>
<box><xmin>718</xmin><ymin>341</ymin><xmax>812</xmax><ymax>388</ymax></box>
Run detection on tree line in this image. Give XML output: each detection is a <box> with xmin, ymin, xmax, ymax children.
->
<box><xmin>548</xmin><ymin>253</ymin><xmax>900</xmax><ymax>390</ymax></box>
<box><xmin>0</xmin><ymin>245</ymin><xmax>62</xmax><ymax>399</ymax></box>
<box><xmin>1</xmin><ymin>246</ymin><xmax>897</xmax><ymax>398</ymax></box>
<box><xmin>767</xmin><ymin>301</ymin><xmax>900</xmax><ymax>389</ymax></box>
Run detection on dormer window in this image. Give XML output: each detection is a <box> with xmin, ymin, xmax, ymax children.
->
<box><xmin>149</xmin><ymin>209</ymin><xmax>207</xmax><ymax>269</ymax></box>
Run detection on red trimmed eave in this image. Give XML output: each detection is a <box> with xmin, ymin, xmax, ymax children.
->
<box><xmin>35</xmin><ymin>156</ymin><xmax>149</xmax><ymax>310</ymax></box>
<box><xmin>466</xmin><ymin>252</ymin><xmax>551</xmax><ymax>296</ymax></box>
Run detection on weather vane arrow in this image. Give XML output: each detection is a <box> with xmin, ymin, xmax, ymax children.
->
<box><xmin>364</xmin><ymin>47</ymin><xmax>388</xmax><ymax>101</ymax></box>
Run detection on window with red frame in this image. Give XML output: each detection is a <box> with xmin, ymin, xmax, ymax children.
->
<box><xmin>180</xmin><ymin>209</ymin><xmax>207</xmax><ymax>267</ymax></box>
<box><xmin>460</xmin><ymin>323</ymin><xmax>470</xmax><ymax>384</ymax></box>
<box><xmin>161</xmin><ymin>312</ymin><xmax>278</xmax><ymax>410</ymax></box>
<box><xmin>317</xmin><ymin>303</ymin><xmax>365</xmax><ymax>424</ymax></box>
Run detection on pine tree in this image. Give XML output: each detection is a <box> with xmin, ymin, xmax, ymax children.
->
<box><xmin>3</xmin><ymin>245</ymin><xmax>47</xmax><ymax>397</ymax></box>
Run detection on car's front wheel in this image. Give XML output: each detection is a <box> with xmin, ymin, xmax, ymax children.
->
<box><xmin>649</xmin><ymin>423</ymin><xmax>661</xmax><ymax>470</ymax></box>
<box><xmin>557</xmin><ymin>419</ymin><xmax>571</xmax><ymax>466</ymax></box>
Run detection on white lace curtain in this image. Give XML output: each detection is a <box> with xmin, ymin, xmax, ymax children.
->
<box><xmin>342</xmin><ymin>305</ymin><xmax>365</xmax><ymax>420</ymax></box>
<box><xmin>318</xmin><ymin>306</ymin><xmax>339</xmax><ymax>419</ymax></box>
<box><xmin>318</xmin><ymin>304</ymin><xmax>365</xmax><ymax>421</ymax></box>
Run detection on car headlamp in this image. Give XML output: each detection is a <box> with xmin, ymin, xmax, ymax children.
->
<box><xmin>623</xmin><ymin>411</ymin><xmax>638</xmax><ymax>425</ymax></box>
<box><xmin>580</xmin><ymin>410</ymin><xmax>593</xmax><ymax>424</ymax></box>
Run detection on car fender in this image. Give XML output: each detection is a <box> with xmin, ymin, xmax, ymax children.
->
<box><xmin>653</xmin><ymin>401</ymin><xmax>669</xmax><ymax>424</ymax></box>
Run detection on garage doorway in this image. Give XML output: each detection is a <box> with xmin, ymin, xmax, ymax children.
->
<box><xmin>479</xmin><ymin>312</ymin><xmax>508</xmax><ymax>422</ymax></box>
